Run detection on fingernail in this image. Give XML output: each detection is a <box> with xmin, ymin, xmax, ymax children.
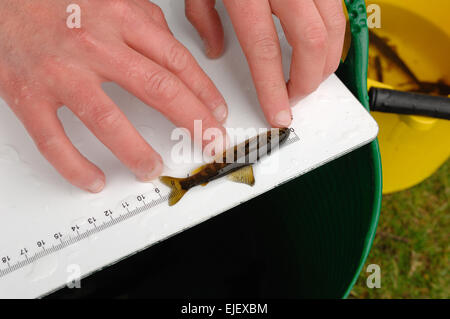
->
<box><xmin>274</xmin><ymin>110</ymin><xmax>292</xmax><ymax>127</ymax></box>
<box><xmin>213</xmin><ymin>103</ymin><xmax>228</xmax><ymax>123</ymax></box>
<box><xmin>88</xmin><ymin>179</ymin><xmax>105</xmax><ymax>193</ymax></box>
<box><xmin>136</xmin><ymin>160</ymin><xmax>163</xmax><ymax>182</ymax></box>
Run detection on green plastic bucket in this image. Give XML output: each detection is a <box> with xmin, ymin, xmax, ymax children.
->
<box><xmin>50</xmin><ymin>0</ymin><xmax>382</xmax><ymax>299</ymax></box>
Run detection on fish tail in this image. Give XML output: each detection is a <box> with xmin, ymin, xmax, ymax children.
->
<box><xmin>159</xmin><ymin>176</ymin><xmax>188</xmax><ymax>206</ymax></box>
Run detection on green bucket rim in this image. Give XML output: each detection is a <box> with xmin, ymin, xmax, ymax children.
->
<box><xmin>337</xmin><ymin>0</ymin><xmax>383</xmax><ymax>298</ymax></box>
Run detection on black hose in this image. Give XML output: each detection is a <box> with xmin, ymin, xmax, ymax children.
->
<box><xmin>369</xmin><ymin>88</ymin><xmax>450</xmax><ymax>120</ymax></box>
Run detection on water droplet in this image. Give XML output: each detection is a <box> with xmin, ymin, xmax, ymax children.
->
<box><xmin>89</xmin><ymin>234</ymin><xmax>99</xmax><ymax>243</ymax></box>
<box><xmin>187</xmin><ymin>215</ymin><xmax>195</xmax><ymax>223</ymax></box>
<box><xmin>89</xmin><ymin>197</ymin><xmax>107</xmax><ymax>208</ymax></box>
<box><xmin>66</xmin><ymin>250</ymin><xmax>81</xmax><ymax>262</ymax></box>
<box><xmin>29</xmin><ymin>174</ymin><xmax>43</xmax><ymax>187</ymax></box>
<box><xmin>26</xmin><ymin>254</ymin><xmax>59</xmax><ymax>282</ymax></box>
<box><xmin>316</xmin><ymin>130</ymin><xmax>327</xmax><ymax>138</ymax></box>
<box><xmin>147</xmin><ymin>233</ymin><xmax>156</xmax><ymax>243</ymax></box>
<box><xmin>0</xmin><ymin>145</ymin><xmax>20</xmax><ymax>163</ymax></box>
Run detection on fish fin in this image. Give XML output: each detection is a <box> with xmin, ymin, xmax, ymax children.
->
<box><xmin>159</xmin><ymin>176</ymin><xmax>188</xmax><ymax>206</ymax></box>
<box><xmin>190</xmin><ymin>165</ymin><xmax>207</xmax><ymax>175</ymax></box>
<box><xmin>190</xmin><ymin>165</ymin><xmax>209</xmax><ymax>186</ymax></box>
<box><xmin>228</xmin><ymin>166</ymin><xmax>255</xmax><ymax>186</ymax></box>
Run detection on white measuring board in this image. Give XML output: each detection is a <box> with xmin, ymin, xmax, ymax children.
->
<box><xmin>0</xmin><ymin>0</ymin><xmax>378</xmax><ymax>298</ymax></box>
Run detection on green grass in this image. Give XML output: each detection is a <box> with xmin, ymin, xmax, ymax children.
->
<box><xmin>351</xmin><ymin>160</ymin><xmax>449</xmax><ymax>299</ymax></box>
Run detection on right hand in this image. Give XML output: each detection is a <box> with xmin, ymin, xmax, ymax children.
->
<box><xmin>0</xmin><ymin>0</ymin><xmax>228</xmax><ymax>193</ymax></box>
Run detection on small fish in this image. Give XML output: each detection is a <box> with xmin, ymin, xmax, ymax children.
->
<box><xmin>160</xmin><ymin>128</ymin><xmax>291</xmax><ymax>206</ymax></box>
<box><xmin>369</xmin><ymin>30</ymin><xmax>450</xmax><ymax>97</ymax></box>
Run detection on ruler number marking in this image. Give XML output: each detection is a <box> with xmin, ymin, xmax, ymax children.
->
<box><xmin>0</xmin><ymin>134</ymin><xmax>301</xmax><ymax>278</ymax></box>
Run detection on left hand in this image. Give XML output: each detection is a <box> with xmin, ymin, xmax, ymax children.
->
<box><xmin>185</xmin><ymin>0</ymin><xmax>346</xmax><ymax>128</ymax></box>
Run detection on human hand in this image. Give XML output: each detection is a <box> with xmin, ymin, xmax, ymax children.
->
<box><xmin>186</xmin><ymin>0</ymin><xmax>346</xmax><ymax>127</ymax></box>
<box><xmin>0</xmin><ymin>0</ymin><xmax>228</xmax><ymax>192</ymax></box>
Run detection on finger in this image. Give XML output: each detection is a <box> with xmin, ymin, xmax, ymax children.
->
<box><xmin>98</xmin><ymin>45</ymin><xmax>228</xmax><ymax>154</ymax></box>
<box><xmin>22</xmin><ymin>103</ymin><xmax>105</xmax><ymax>193</ymax></box>
<box><xmin>271</xmin><ymin>0</ymin><xmax>328</xmax><ymax>104</ymax></box>
<box><xmin>224</xmin><ymin>0</ymin><xmax>291</xmax><ymax>128</ymax></box>
<box><xmin>185</xmin><ymin>0</ymin><xmax>225</xmax><ymax>58</ymax></box>
<box><xmin>61</xmin><ymin>78</ymin><xmax>163</xmax><ymax>182</ymax></box>
<box><xmin>313</xmin><ymin>0</ymin><xmax>346</xmax><ymax>77</ymax></box>
<box><xmin>121</xmin><ymin>8</ymin><xmax>228</xmax><ymax>123</ymax></box>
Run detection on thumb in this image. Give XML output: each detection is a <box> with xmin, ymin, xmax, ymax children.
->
<box><xmin>185</xmin><ymin>0</ymin><xmax>225</xmax><ymax>59</ymax></box>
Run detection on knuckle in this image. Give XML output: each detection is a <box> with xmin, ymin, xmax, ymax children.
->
<box><xmin>88</xmin><ymin>105</ymin><xmax>123</xmax><ymax>131</ymax></box>
<box><xmin>111</xmin><ymin>0</ymin><xmax>134</xmax><ymax>25</ymax></box>
<box><xmin>35</xmin><ymin>134</ymin><xmax>61</xmax><ymax>155</ymax></box>
<box><xmin>151</xmin><ymin>4</ymin><xmax>164</xmax><ymax>20</ymax></box>
<box><xmin>40</xmin><ymin>56</ymin><xmax>64</xmax><ymax>76</ymax></box>
<box><xmin>251</xmin><ymin>35</ymin><xmax>281</xmax><ymax>61</ymax></box>
<box><xmin>62</xmin><ymin>27</ymin><xmax>103</xmax><ymax>57</ymax></box>
<box><xmin>38</xmin><ymin>56</ymin><xmax>67</xmax><ymax>86</ymax></box>
<box><xmin>1</xmin><ymin>72</ymin><xmax>25</xmax><ymax>99</ymax></box>
<box><xmin>145</xmin><ymin>71</ymin><xmax>180</xmax><ymax>102</ymax></box>
<box><xmin>111</xmin><ymin>0</ymin><xmax>131</xmax><ymax>13</ymax></box>
<box><xmin>260</xmin><ymin>79</ymin><xmax>286</xmax><ymax>93</ymax></box>
<box><xmin>256</xmin><ymin>78</ymin><xmax>286</xmax><ymax>99</ymax></box>
<box><xmin>303</xmin><ymin>24</ymin><xmax>328</xmax><ymax>51</ymax></box>
<box><xmin>292</xmin><ymin>80</ymin><xmax>320</xmax><ymax>97</ymax></box>
<box><xmin>166</xmin><ymin>43</ymin><xmax>190</xmax><ymax>73</ymax></box>
<box><xmin>121</xmin><ymin>53</ymin><xmax>142</xmax><ymax>80</ymax></box>
<box><xmin>71</xmin><ymin>28</ymin><xmax>97</xmax><ymax>49</ymax></box>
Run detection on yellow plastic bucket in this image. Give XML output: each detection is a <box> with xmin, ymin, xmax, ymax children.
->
<box><xmin>366</xmin><ymin>0</ymin><xmax>450</xmax><ymax>194</ymax></box>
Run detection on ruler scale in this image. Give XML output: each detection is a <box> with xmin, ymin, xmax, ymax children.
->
<box><xmin>0</xmin><ymin>192</ymin><xmax>171</xmax><ymax>279</ymax></box>
<box><xmin>0</xmin><ymin>131</ymin><xmax>301</xmax><ymax>280</ymax></box>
